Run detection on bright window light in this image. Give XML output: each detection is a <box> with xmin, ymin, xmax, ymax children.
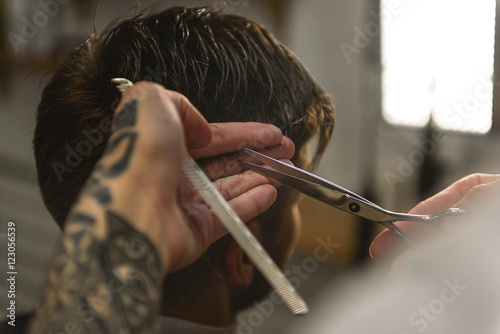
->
<box><xmin>381</xmin><ymin>0</ymin><xmax>496</xmax><ymax>134</ymax></box>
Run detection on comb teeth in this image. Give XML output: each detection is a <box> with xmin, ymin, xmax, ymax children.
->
<box><xmin>111</xmin><ymin>78</ymin><xmax>308</xmax><ymax>315</ymax></box>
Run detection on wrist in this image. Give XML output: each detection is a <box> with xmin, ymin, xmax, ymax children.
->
<box><xmin>108</xmin><ymin>177</ymin><xmax>177</xmax><ymax>276</ymax></box>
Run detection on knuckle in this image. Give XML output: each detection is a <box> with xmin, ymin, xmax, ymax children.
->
<box><xmin>132</xmin><ymin>81</ymin><xmax>163</xmax><ymax>98</ymax></box>
<box><xmin>455</xmin><ymin>173</ymin><xmax>484</xmax><ymax>198</ymax></box>
<box><xmin>175</xmin><ymin>92</ymin><xmax>192</xmax><ymax>109</ymax></box>
<box><xmin>471</xmin><ymin>183</ymin><xmax>495</xmax><ymax>195</ymax></box>
<box><xmin>465</xmin><ymin>184</ymin><xmax>492</xmax><ymax>203</ymax></box>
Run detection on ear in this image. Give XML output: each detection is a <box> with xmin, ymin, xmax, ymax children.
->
<box><xmin>226</xmin><ymin>220</ymin><xmax>262</xmax><ymax>287</ymax></box>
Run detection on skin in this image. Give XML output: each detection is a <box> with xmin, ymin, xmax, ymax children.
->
<box><xmin>28</xmin><ymin>82</ymin><xmax>296</xmax><ymax>333</ymax></box>
<box><xmin>159</xmin><ymin>136</ymin><xmax>309</xmax><ymax>326</ymax></box>
<box><xmin>370</xmin><ymin>173</ymin><xmax>500</xmax><ymax>268</ymax></box>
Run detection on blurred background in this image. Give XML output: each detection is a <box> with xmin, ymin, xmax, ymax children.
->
<box><xmin>0</xmin><ymin>0</ymin><xmax>499</xmax><ymax>333</ymax></box>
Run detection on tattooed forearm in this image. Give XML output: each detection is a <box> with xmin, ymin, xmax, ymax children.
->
<box><xmin>29</xmin><ymin>100</ymin><xmax>163</xmax><ymax>333</ymax></box>
<box><xmin>30</xmin><ymin>210</ymin><xmax>162</xmax><ymax>333</ymax></box>
<box><xmin>103</xmin><ymin>211</ymin><xmax>162</xmax><ymax>329</ymax></box>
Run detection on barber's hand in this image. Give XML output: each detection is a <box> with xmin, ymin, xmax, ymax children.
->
<box><xmin>111</xmin><ymin>82</ymin><xmax>294</xmax><ymax>273</ymax></box>
<box><xmin>30</xmin><ymin>82</ymin><xmax>294</xmax><ymax>333</ymax></box>
<box><xmin>370</xmin><ymin>173</ymin><xmax>500</xmax><ymax>263</ymax></box>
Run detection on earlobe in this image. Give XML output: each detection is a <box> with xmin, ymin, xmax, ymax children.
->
<box><xmin>226</xmin><ymin>220</ymin><xmax>262</xmax><ymax>287</ymax></box>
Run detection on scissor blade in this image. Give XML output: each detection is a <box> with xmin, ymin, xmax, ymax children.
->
<box><xmin>240</xmin><ymin>160</ymin><xmax>348</xmax><ymax>206</ymax></box>
<box><xmin>243</xmin><ymin>148</ymin><xmax>327</xmax><ymax>185</ymax></box>
<box><xmin>242</xmin><ymin>148</ymin><xmax>378</xmax><ymax>206</ymax></box>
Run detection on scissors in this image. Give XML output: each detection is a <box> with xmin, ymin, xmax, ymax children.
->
<box><xmin>239</xmin><ymin>148</ymin><xmax>465</xmax><ymax>246</ymax></box>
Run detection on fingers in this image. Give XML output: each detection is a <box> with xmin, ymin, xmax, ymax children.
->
<box><xmin>199</xmin><ymin>136</ymin><xmax>295</xmax><ymax>180</ymax></box>
<box><xmin>450</xmin><ymin>177</ymin><xmax>500</xmax><ymax>211</ymax></box>
<box><xmin>179</xmin><ymin>159</ymin><xmax>291</xmax><ymax>210</ymax></box>
<box><xmin>212</xmin><ymin>165</ymin><xmax>285</xmax><ymax>200</ymax></box>
<box><xmin>178</xmin><ymin>182</ymin><xmax>278</xmax><ymax>247</ymax></box>
<box><xmin>209</xmin><ymin>184</ymin><xmax>278</xmax><ymax>241</ymax></box>
<box><xmin>114</xmin><ymin>81</ymin><xmax>212</xmax><ymax>149</ymax></box>
<box><xmin>177</xmin><ymin>95</ymin><xmax>212</xmax><ymax>149</ymax></box>
<box><xmin>369</xmin><ymin>230</ymin><xmax>409</xmax><ymax>263</ymax></box>
<box><xmin>370</xmin><ymin>173</ymin><xmax>500</xmax><ymax>263</ymax></box>
<box><xmin>412</xmin><ymin>173</ymin><xmax>500</xmax><ymax>214</ymax></box>
<box><xmin>370</xmin><ymin>220</ymin><xmax>435</xmax><ymax>263</ymax></box>
<box><xmin>188</xmin><ymin>122</ymin><xmax>284</xmax><ymax>159</ymax></box>
<box><xmin>389</xmin><ymin>250</ymin><xmax>417</xmax><ymax>278</ymax></box>
<box><xmin>178</xmin><ymin>159</ymin><xmax>289</xmax><ymax>246</ymax></box>
<box><xmin>115</xmin><ymin>83</ymin><xmax>293</xmax><ymax>174</ymax></box>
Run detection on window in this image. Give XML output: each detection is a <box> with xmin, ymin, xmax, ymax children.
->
<box><xmin>381</xmin><ymin>0</ymin><xmax>496</xmax><ymax>134</ymax></box>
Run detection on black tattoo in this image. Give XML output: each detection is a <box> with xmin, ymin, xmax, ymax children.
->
<box><xmin>81</xmin><ymin>177</ymin><xmax>112</xmax><ymax>205</ymax></box>
<box><xmin>29</xmin><ymin>98</ymin><xmax>163</xmax><ymax>333</ymax></box>
<box><xmin>29</xmin><ymin>209</ymin><xmax>162</xmax><ymax>333</ymax></box>
<box><xmin>68</xmin><ymin>211</ymin><xmax>96</xmax><ymax>224</ymax></box>
<box><xmin>104</xmin><ymin>211</ymin><xmax>162</xmax><ymax>330</ymax></box>
<box><xmin>96</xmin><ymin>99</ymin><xmax>139</xmax><ymax>178</ymax></box>
<box><xmin>113</xmin><ymin>100</ymin><xmax>138</xmax><ymax>132</ymax></box>
<box><xmin>98</xmin><ymin>132</ymin><xmax>137</xmax><ymax>178</ymax></box>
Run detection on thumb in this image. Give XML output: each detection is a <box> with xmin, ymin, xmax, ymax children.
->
<box><xmin>178</xmin><ymin>95</ymin><xmax>212</xmax><ymax>149</ymax></box>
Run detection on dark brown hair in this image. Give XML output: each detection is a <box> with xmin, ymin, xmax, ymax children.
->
<box><xmin>34</xmin><ymin>6</ymin><xmax>334</xmax><ymax>229</ymax></box>
<box><xmin>34</xmin><ymin>6</ymin><xmax>334</xmax><ymax>311</ymax></box>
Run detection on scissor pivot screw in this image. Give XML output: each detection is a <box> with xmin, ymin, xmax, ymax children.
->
<box><xmin>348</xmin><ymin>203</ymin><xmax>360</xmax><ymax>212</ymax></box>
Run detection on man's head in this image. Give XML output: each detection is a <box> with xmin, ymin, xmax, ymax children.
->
<box><xmin>34</xmin><ymin>6</ymin><xmax>334</xmax><ymax>324</ymax></box>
